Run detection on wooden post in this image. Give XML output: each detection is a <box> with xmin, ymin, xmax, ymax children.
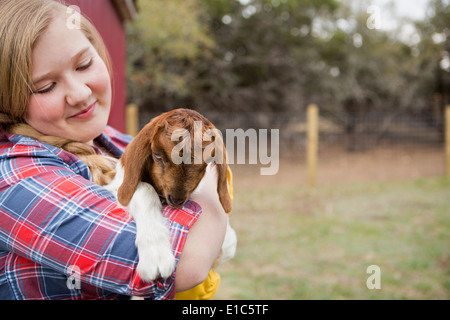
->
<box><xmin>307</xmin><ymin>104</ymin><xmax>319</xmax><ymax>187</ymax></box>
<box><xmin>446</xmin><ymin>105</ymin><xmax>450</xmax><ymax>179</ymax></box>
<box><xmin>126</xmin><ymin>103</ymin><xmax>139</xmax><ymax>137</ymax></box>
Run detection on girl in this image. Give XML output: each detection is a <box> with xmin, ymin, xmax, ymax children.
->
<box><xmin>0</xmin><ymin>0</ymin><xmax>227</xmax><ymax>300</ymax></box>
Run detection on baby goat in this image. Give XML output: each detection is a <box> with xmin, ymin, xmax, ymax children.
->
<box><xmin>106</xmin><ymin>108</ymin><xmax>234</xmax><ymax>281</ymax></box>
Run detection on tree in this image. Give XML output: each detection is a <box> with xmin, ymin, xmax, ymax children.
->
<box><xmin>414</xmin><ymin>0</ymin><xmax>450</xmax><ymax>140</ymax></box>
<box><xmin>126</xmin><ymin>0</ymin><xmax>449</xmax><ymax>149</ymax></box>
<box><xmin>194</xmin><ymin>0</ymin><xmax>341</xmax><ymax>113</ymax></box>
<box><xmin>305</xmin><ymin>0</ymin><xmax>449</xmax><ymax>149</ymax></box>
<box><xmin>126</xmin><ymin>0</ymin><xmax>214</xmax><ymax>111</ymax></box>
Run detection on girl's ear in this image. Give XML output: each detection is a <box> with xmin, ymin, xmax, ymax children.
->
<box><xmin>117</xmin><ymin>120</ymin><xmax>157</xmax><ymax>206</ymax></box>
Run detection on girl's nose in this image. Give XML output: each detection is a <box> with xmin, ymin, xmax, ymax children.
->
<box><xmin>65</xmin><ymin>76</ymin><xmax>92</xmax><ymax>106</ymax></box>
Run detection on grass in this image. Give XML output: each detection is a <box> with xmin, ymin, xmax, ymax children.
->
<box><xmin>214</xmin><ymin>177</ymin><xmax>450</xmax><ymax>300</ymax></box>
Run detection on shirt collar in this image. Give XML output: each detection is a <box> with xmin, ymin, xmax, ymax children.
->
<box><xmin>94</xmin><ymin>131</ymin><xmax>125</xmax><ymax>158</ymax></box>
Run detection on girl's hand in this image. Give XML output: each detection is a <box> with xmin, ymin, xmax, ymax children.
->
<box><xmin>190</xmin><ymin>164</ymin><xmax>225</xmax><ymax>216</ymax></box>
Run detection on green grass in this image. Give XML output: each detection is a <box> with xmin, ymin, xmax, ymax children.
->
<box><xmin>215</xmin><ymin>177</ymin><xmax>450</xmax><ymax>300</ymax></box>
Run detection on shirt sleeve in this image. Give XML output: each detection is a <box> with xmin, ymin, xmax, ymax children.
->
<box><xmin>0</xmin><ymin>148</ymin><xmax>200</xmax><ymax>299</ymax></box>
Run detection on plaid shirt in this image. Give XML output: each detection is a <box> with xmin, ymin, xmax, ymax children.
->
<box><xmin>0</xmin><ymin>126</ymin><xmax>201</xmax><ymax>300</ymax></box>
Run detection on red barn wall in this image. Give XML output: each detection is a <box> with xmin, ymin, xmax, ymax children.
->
<box><xmin>65</xmin><ymin>0</ymin><xmax>126</xmax><ymax>132</ymax></box>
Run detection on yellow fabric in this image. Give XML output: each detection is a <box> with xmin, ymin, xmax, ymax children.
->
<box><xmin>175</xmin><ymin>167</ymin><xmax>234</xmax><ymax>300</ymax></box>
<box><xmin>175</xmin><ymin>269</ymin><xmax>221</xmax><ymax>300</ymax></box>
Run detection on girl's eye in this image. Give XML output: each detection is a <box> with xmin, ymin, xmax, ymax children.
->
<box><xmin>77</xmin><ymin>58</ymin><xmax>93</xmax><ymax>71</ymax></box>
<box><xmin>32</xmin><ymin>57</ymin><xmax>93</xmax><ymax>95</ymax></box>
<box><xmin>35</xmin><ymin>83</ymin><xmax>56</xmax><ymax>95</ymax></box>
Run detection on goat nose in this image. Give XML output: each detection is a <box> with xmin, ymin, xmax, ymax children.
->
<box><xmin>168</xmin><ymin>195</ymin><xmax>185</xmax><ymax>207</ymax></box>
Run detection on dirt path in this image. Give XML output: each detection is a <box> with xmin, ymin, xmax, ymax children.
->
<box><xmin>229</xmin><ymin>145</ymin><xmax>445</xmax><ymax>189</ymax></box>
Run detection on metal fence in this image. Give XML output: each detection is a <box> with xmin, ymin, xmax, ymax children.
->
<box><xmin>140</xmin><ymin>109</ymin><xmax>445</xmax><ymax>159</ymax></box>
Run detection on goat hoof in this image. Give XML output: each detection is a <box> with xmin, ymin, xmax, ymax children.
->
<box><xmin>137</xmin><ymin>246</ymin><xmax>176</xmax><ymax>281</ymax></box>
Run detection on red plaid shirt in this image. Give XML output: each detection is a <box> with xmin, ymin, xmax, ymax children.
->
<box><xmin>0</xmin><ymin>126</ymin><xmax>201</xmax><ymax>300</ymax></box>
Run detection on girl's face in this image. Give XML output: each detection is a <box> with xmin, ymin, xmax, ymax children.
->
<box><xmin>26</xmin><ymin>15</ymin><xmax>112</xmax><ymax>145</ymax></box>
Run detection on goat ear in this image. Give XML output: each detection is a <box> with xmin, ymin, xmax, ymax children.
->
<box><xmin>117</xmin><ymin>121</ymin><xmax>155</xmax><ymax>206</ymax></box>
<box><xmin>216</xmin><ymin>142</ymin><xmax>232</xmax><ymax>213</ymax></box>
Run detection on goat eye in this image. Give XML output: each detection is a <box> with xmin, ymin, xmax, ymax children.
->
<box><xmin>153</xmin><ymin>153</ymin><xmax>163</xmax><ymax>162</ymax></box>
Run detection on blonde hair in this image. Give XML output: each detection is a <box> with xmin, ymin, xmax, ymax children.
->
<box><xmin>0</xmin><ymin>0</ymin><xmax>115</xmax><ymax>185</ymax></box>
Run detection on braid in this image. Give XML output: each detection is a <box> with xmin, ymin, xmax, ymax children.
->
<box><xmin>0</xmin><ymin>112</ymin><xmax>16</xmax><ymax>125</ymax></box>
<box><xmin>7</xmin><ymin>123</ymin><xmax>117</xmax><ymax>186</ymax></box>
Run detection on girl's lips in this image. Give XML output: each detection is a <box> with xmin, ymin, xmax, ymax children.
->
<box><xmin>70</xmin><ymin>102</ymin><xmax>96</xmax><ymax>119</ymax></box>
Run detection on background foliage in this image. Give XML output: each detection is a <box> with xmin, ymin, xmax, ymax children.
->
<box><xmin>126</xmin><ymin>0</ymin><xmax>449</xmax><ymax>128</ymax></box>
<box><xmin>124</xmin><ymin>1</ymin><xmax>450</xmax><ymax>300</ymax></box>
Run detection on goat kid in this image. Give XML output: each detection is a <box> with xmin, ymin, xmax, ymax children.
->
<box><xmin>106</xmin><ymin>108</ymin><xmax>234</xmax><ymax>281</ymax></box>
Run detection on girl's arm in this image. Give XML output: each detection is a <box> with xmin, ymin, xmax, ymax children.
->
<box><xmin>176</xmin><ymin>164</ymin><xmax>228</xmax><ymax>292</ymax></box>
<box><xmin>0</xmin><ymin>147</ymin><xmax>201</xmax><ymax>299</ymax></box>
